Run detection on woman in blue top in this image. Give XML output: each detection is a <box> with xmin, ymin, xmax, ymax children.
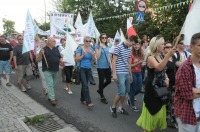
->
<box><xmin>95</xmin><ymin>33</ymin><xmax>111</xmax><ymax>104</ymax></box>
<box><xmin>75</xmin><ymin>36</ymin><xmax>96</xmax><ymax>107</ymax></box>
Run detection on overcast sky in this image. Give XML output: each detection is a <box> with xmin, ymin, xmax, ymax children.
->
<box><xmin>0</xmin><ymin>0</ymin><xmax>54</xmax><ymax>34</ymax></box>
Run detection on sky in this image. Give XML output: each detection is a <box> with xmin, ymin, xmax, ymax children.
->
<box><xmin>0</xmin><ymin>0</ymin><xmax>54</xmax><ymax>34</ymax></box>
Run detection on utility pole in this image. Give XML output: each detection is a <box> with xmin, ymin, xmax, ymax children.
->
<box><xmin>44</xmin><ymin>0</ymin><xmax>47</xmax><ymax>31</ymax></box>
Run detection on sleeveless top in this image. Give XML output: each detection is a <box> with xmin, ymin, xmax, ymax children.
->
<box><xmin>144</xmin><ymin>56</ymin><xmax>167</xmax><ymax>115</ymax></box>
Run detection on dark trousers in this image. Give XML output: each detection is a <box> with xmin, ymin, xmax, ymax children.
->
<box><xmin>80</xmin><ymin>68</ymin><xmax>92</xmax><ymax>104</ymax></box>
<box><xmin>63</xmin><ymin>66</ymin><xmax>73</xmax><ymax>83</ymax></box>
<box><xmin>97</xmin><ymin>68</ymin><xmax>111</xmax><ymax>98</ymax></box>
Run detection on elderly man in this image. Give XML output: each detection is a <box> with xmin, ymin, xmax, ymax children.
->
<box><xmin>36</xmin><ymin>37</ymin><xmax>62</xmax><ymax>106</ymax></box>
<box><xmin>0</xmin><ymin>35</ymin><xmax>13</xmax><ymax>86</ymax></box>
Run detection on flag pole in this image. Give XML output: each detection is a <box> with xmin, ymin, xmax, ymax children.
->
<box><xmin>42</xmin><ymin>53</ymin><xmax>49</xmax><ymax>68</ymax></box>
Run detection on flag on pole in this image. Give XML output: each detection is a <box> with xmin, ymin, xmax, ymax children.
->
<box><xmin>127</xmin><ymin>18</ymin><xmax>137</xmax><ymax>37</ymax></box>
<box><xmin>86</xmin><ymin>12</ymin><xmax>95</xmax><ymax>37</ymax></box>
<box><xmin>74</xmin><ymin>12</ymin><xmax>83</xmax><ymax>30</ymax></box>
<box><xmin>22</xmin><ymin>10</ymin><xmax>38</xmax><ymax>54</ymax></box>
<box><xmin>61</xmin><ymin>32</ymin><xmax>78</xmax><ymax>65</ymax></box>
<box><xmin>114</xmin><ymin>30</ymin><xmax>121</xmax><ymax>41</ymax></box>
<box><xmin>181</xmin><ymin>0</ymin><xmax>200</xmax><ymax>45</ymax></box>
<box><xmin>120</xmin><ymin>28</ymin><xmax>125</xmax><ymax>43</ymax></box>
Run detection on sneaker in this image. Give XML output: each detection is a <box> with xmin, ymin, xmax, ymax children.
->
<box><xmin>131</xmin><ymin>106</ymin><xmax>139</xmax><ymax>112</ymax></box>
<box><xmin>110</xmin><ymin>106</ymin><xmax>117</xmax><ymax>118</ymax></box>
<box><xmin>101</xmin><ymin>97</ymin><xmax>108</xmax><ymax>104</ymax></box>
<box><xmin>127</xmin><ymin>99</ymin><xmax>131</xmax><ymax>107</ymax></box>
<box><xmin>68</xmin><ymin>91</ymin><xmax>73</xmax><ymax>94</ymax></box>
<box><xmin>64</xmin><ymin>87</ymin><xmax>68</xmax><ymax>90</ymax></box>
<box><xmin>6</xmin><ymin>82</ymin><xmax>12</xmax><ymax>87</ymax></box>
<box><xmin>118</xmin><ymin>108</ymin><xmax>129</xmax><ymax>115</ymax></box>
<box><xmin>21</xmin><ymin>85</ymin><xmax>27</xmax><ymax>92</ymax></box>
<box><xmin>26</xmin><ymin>85</ymin><xmax>31</xmax><ymax>90</ymax></box>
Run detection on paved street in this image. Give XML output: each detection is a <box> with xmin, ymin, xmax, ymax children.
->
<box><xmin>9</xmin><ymin>68</ymin><xmax>178</xmax><ymax>132</ymax></box>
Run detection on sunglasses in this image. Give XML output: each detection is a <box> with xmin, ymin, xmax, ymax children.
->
<box><xmin>179</xmin><ymin>42</ymin><xmax>184</xmax><ymax>45</ymax></box>
<box><xmin>164</xmin><ymin>46</ymin><xmax>172</xmax><ymax>49</ymax></box>
<box><xmin>18</xmin><ymin>38</ymin><xmax>23</xmax><ymax>40</ymax></box>
<box><xmin>101</xmin><ymin>37</ymin><xmax>107</xmax><ymax>39</ymax></box>
<box><xmin>85</xmin><ymin>40</ymin><xmax>91</xmax><ymax>43</ymax></box>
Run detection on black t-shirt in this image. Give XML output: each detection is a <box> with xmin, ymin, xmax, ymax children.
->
<box><xmin>42</xmin><ymin>46</ymin><xmax>61</xmax><ymax>72</ymax></box>
<box><xmin>0</xmin><ymin>43</ymin><xmax>13</xmax><ymax>60</ymax></box>
<box><xmin>13</xmin><ymin>45</ymin><xmax>30</xmax><ymax>65</ymax></box>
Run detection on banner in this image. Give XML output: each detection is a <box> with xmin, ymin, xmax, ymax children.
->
<box><xmin>50</xmin><ymin>12</ymin><xmax>74</xmax><ymax>43</ymax></box>
<box><xmin>22</xmin><ymin>10</ymin><xmax>38</xmax><ymax>54</ymax></box>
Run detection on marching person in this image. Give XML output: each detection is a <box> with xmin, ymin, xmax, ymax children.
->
<box><xmin>36</xmin><ymin>37</ymin><xmax>62</xmax><ymax>106</ymax></box>
<box><xmin>13</xmin><ymin>35</ymin><xmax>34</xmax><ymax>91</ymax></box>
<box><xmin>95</xmin><ymin>33</ymin><xmax>111</xmax><ymax>104</ymax></box>
<box><xmin>136</xmin><ymin>35</ymin><xmax>176</xmax><ymax>132</ymax></box>
<box><xmin>0</xmin><ymin>35</ymin><xmax>13</xmax><ymax>86</ymax></box>
<box><xmin>75</xmin><ymin>36</ymin><xmax>96</xmax><ymax>108</ymax></box>
<box><xmin>110</xmin><ymin>35</ymin><xmax>135</xmax><ymax>118</ymax></box>
<box><xmin>174</xmin><ymin>33</ymin><xmax>200</xmax><ymax>132</ymax></box>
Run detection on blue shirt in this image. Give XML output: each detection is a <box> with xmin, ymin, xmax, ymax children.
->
<box><xmin>114</xmin><ymin>42</ymin><xmax>131</xmax><ymax>74</ymax></box>
<box><xmin>76</xmin><ymin>47</ymin><xmax>94</xmax><ymax>69</ymax></box>
<box><xmin>96</xmin><ymin>45</ymin><xmax>110</xmax><ymax>69</ymax></box>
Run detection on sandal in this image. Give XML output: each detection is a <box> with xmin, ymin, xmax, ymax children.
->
<box><xmin>87</xmin><ymin>104</ymin><xmax>94</xmax><ymax>107</ymax></box>
<box><xmin>81</xmin><ymin>101</ymin><xmax>87</xmax><ymax>105</ymax></box>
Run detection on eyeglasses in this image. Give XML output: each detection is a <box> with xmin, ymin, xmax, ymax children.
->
<box><xmin>101</xmin><ymin>37</ymin><xmax>107</xmax><ymax>39</ymax></box>
<box><xmin>85</xmin><ymin>40</ymin><xmax>91</xmax><ymax>43</ymax></box>
<box><xmin>164</xmin><ymin>46</ymin><xmax>172</xmax><ymax>49</ymax></box>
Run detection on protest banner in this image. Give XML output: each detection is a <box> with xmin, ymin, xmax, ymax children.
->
<box><xmin>50</xmin><ymin>12</ymin><xmax>74</xmax><ymax>43</ymax></box>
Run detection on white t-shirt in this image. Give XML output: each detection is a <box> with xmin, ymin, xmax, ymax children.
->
<box><xmin>109</xmin><ymin>46</ymin><xmax>115</xmax><ymax>54</ymax></box>
<box><xmin>174</xmin><ymin>51</ymin><xmax>191</xmax><ymax>62</ymax></box>
<box><xmin>193</xmin><ymin>64</ymin><xmax>200</xmax><ymax>118</ymax></box>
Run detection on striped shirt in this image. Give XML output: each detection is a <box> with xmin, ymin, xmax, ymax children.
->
<box><xmin>114</xmin><ymin>43</ymin><xmax>131</xmax><ymax>74</ymax></box>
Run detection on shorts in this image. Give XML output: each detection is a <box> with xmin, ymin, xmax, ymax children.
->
<box><xmin>0</xmin><ymin>60</ymin><xmax>12</xmax><ymax>74</ymax></box>
<box><xmin>116</xmin><ymin>73</ymin><xmax>130</xmax><ymax>96</ymax></box>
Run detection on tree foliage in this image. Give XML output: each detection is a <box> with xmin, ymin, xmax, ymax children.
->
<box><xmin>2</xmin><ymin>18</ymin><xmax>15</xmax><ymax>37</ymax></box>
<box><xmin>51</xmin><ymin>0</ymin><xmax>189</xmax><ymax>41</ymax></box>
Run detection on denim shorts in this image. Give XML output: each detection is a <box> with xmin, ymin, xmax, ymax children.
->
<box><xmin>116</xmin><ymin>73</ymin><xmax>130</xmax><ymax>96</ymax></box>
<box><xmin>0</xmin><ymin>60</ymin><xmax>12</xmax><ymax>74</ymax></box>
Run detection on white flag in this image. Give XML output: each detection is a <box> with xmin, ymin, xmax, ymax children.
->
<box><xmin>86</xmin><ymin>12</ymin><xmax>95</xmax><ymax>37</ymax></box>
<box><xmin>74</xmin><ymin>12</ymin><xmax>83</xmax><ymax>30</ymax></box>
<box><xmin>120</xmin><ymin>28</ymin><xmax>125</xmax><ymax>44</ymax></box>
<box><xmin>114</xmin><ymin>30</ymin><xmax>121</xmax><ymax>41</ymax></box>
<box><xmin>61</xmin><ymin>32</ymin><xmax>79</xmax><ymax>65</ymax></box>
<box><xmin>181</xmin><ymin>0</ymin><xmax>200</xmax><ymax>45</ymax></box>
<box><xmin>22</xmin><ymin>10</ymin><xmax>38</xmax><ymax>54</ymax></box>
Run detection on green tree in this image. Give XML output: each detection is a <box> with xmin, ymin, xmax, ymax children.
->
<box><xmin>2</xmin><ymin>18</ymin><xmax>15</xmax><ymax>37</ymax></box>
<box><xmin>52</xmin><ymin>0</ymin><xmax>190</xmax><ymax>41</ymax></box>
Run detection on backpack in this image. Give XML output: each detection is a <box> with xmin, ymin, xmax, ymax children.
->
<box><xmin>175</xmin><ymin>51</ymin><xmax>188</xmax><ymax>62</ymax></box>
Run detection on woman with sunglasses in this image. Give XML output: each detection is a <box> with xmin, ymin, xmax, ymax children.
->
<box><xmin>95</xmin><ymin>33</ymin><xmax>111</xmax><ymax>104</ymax></box>
<box><xmin>136</xmin><ymin>35</ymin><xmax>176</xmax><ymax>132</ymax></box>
<box><xmin>163</xmin><ymin>42</ymin><xmax>178</xmax><ymax>129</ymax></box>
<box><xmin>75</xmin><ymin>36</ymin><xmax>96</xmax><ymax>107</ymax></box>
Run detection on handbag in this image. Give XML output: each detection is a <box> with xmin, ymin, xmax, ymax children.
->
<box><xmin>154</xmin><ymin>85</ymin><xmax>169</xmax><ymax>98</ymax></box>
<box><xmin>72</xmin><ymin>49</ymin><xmax>82</xmax><ymax>85</ymax></box>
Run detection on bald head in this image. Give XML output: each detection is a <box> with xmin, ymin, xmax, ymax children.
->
<box><xmin>47</xmin><ymin>37</ymin><xmax>56</xmax><ymax>48</ymax></box>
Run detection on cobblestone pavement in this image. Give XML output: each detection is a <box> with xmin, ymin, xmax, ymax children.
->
<box><xmin>0</xmin><ymin>85</ymin><xmax>32</xmax><ymax>132</ymax></box>
<box><xmin>0</xmin><ymin>78</ymin><xmax>80</xmax><ymax>132</ymax></box>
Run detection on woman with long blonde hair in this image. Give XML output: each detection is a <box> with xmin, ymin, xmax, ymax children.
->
<box><xmin>136</xmin><ymin>35</ymin><xmax>176</xmax><ymax>132</ymax></box>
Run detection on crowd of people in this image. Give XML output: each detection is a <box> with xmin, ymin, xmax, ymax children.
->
<box><xmin>0</xmin><ymin>31</ymin><xmax>200</xmax><ymax>132</ymax></box>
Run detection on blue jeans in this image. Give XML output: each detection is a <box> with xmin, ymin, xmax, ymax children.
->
<box><xmin>116</xmin><ymin>73</ymin><xmax>130</xmax><ymax>96</ymax></box>
<box><xmin>80</xmin><ymin>68</ymin><xmax>92</xmax><ymax>104</ymax></box>
<box><xmin>129</xmin><ymin>72</ymin><xmax>142</xmax><ymax>106</ymax></box>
